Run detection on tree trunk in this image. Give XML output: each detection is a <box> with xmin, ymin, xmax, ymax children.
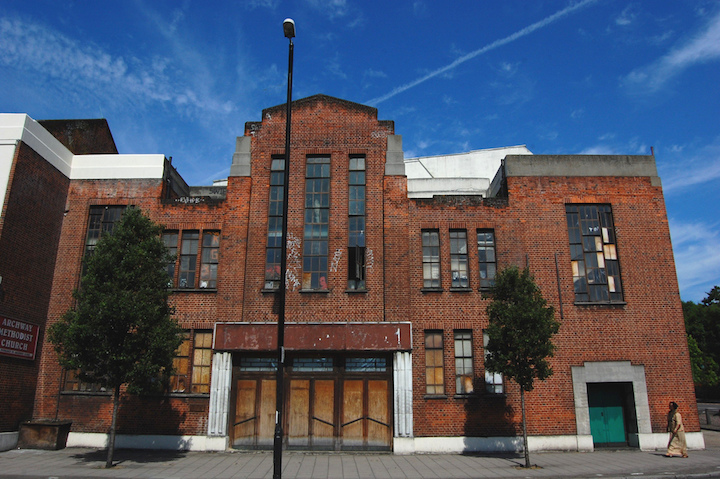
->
<box><xmin>521</xmin><ymin>387</ymin><xmax>530</xmax><ymax>468</ymax></box>
<box><xmin>105</xmin><ymin>386</ymin><xmax>120</xmax><ymax>468</ymax></box>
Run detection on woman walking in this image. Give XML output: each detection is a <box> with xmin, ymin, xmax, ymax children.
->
<box><xmin>666</xmin><ymin>401</ymin><xmax>688</xmax><ymax>458</ymax></box>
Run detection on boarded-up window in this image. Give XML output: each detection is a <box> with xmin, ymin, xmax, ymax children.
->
<box><xmin>425</xmin><ymin>330</ymin><xmax>444</xmax><ymax>395</ymax></box>
<box><xmin>566</xmin><ymin>204</ymin><xmax>622</xmax><ymax>303</ymax></box>
<box><xmin>192</xmin><ymin>331</ymin><xmax>213</xmax><ymax>394</ymax></box>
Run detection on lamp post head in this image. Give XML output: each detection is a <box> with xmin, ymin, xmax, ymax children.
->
<box><xmin>283</xmin><ymin>18</ymin><xmax>296</xmax><ymax>39</ymax></box>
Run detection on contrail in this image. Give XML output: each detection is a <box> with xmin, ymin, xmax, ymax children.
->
<box><xmin>366</xmin><ymin>0</ymin><xmax>599</xmax><ymax>106</ymax></box>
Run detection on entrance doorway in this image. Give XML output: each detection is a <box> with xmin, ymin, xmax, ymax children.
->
<box><xmin>231</xmin><ymin>355</ymin><xmax>392</xmax><ymax>451</ymax></box>
<box><xmin>587</xmin><ymin>382</ymin><xmax>636</xmax><ymax>447</ymax></box>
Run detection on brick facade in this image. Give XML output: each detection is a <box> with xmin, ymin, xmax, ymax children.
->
<box><xmin>0</xmin><ymin>97</ymin><xmax>698</xmax><ymax>452</ymax></box>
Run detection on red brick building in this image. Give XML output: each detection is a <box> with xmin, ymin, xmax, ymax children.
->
<box><xmin>0</xmin><ymin>95</ymin><xmax>702</xmax><ymax>453</ymax></box>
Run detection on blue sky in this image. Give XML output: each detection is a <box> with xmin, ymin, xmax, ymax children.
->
<box><xmin>1</xmin><ymin>1</ymin><xmax>719</xmax><ymax>302</ymax></box>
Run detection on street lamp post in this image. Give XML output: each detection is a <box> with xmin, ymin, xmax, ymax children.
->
<box><xmin>273</xmin><ymin>17</ymin><xmax>295</xmax><ymax>479</ymax></box>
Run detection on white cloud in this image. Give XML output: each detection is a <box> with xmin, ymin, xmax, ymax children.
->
<box><xmin>615</xmin><ymin>5</ymin><xmax>637</xmax><ymax>26</ymax></box>
<box><xmin>623</xmin><ymin>9</ymin><xmax>720</xmax><ymax>91</ymax></box>
<box><xmin>366</xmin><ymin>0</ymin><xmax>599</xmax><ymax>105</ymax></box>
<box><xmin>0</xmin><ymin>15</ymin><xmax>234</xmax><ymax>117</ymax></box>
<box><xmin>669</xmin><ymin>217</ymin><xmax>720</xmax><ymax>302</ymax></box>
<box><xmin>659</xmin><ymin>137</ymin><xmax>720</xmax><ymax>194</ymax></box>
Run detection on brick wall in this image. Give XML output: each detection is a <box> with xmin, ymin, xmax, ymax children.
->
<box><xmin>0</xmin><ymin>142</ymin><xmax>69</xmax><ymax>431</ymax></box>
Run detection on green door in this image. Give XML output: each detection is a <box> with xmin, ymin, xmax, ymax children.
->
<box><xmin>588</xmin><ymin>383</ymin><xmax>627</xmax><ymax>445</ymax></box>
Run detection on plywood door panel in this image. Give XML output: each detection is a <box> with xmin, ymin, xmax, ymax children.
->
<box><xmin>342</xmin><ymin>379</ymin><xmax>364</xmax><ymax>448</ymax></box>
<box><xmin>312</xmin><ymin>379</ymin><xmax>335</xmax><ymax>448</ymax></box>
<box><xmin>233</xmin><ymin>380</ymin><xmax>257</xmax><ymax>447</ymax></box>
<box><xmin>367</xmin><ymin>379</ymin><xmax>391</xmax><ymax>448</ymax></box>
<box><xmin>288</xmin><ymin>379</ymin><xmax>310</xmax><ymax>447</ymax></box>
<box><xmin>257</xmin><ymin>379</ymin><xmax>276</xmax><ymax>447</ymax></box>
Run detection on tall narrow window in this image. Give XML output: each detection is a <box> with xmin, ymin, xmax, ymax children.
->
<box><xmin>179</xmin><ymin>231</ymin><xmax>199</xmax><ymax>289</ymax></box>
<box><xmin>265</xmin><ymin>157</ymin><xmax>285</xmax><ymax>289</ymax></box>
<box><xmin>422</xmin><ymin>230</ymin><xmax>441</xmax><ymax>288</ymax></box>
<box><xmin>450</xmin><ymin>230</ymin><xmax>469</xmax><ymax>288</ymax></box>
<box><xmin>477</xmin><ymin>230</ymin><xmax>497</xmax><ymax>290</ymax></box>
<box><xmin>163</xmin><ymin>231</ymin><xmax>178</xmax><ymax>287</ymax></box>
<box><xmin>454</xmin><ymin>330</ymin><xmax>473</xmax><ymax>394</ymax></box>
<box><xmin>348</xmin><ymin>156</ymin><xmax>366</xmax><ymax>290</ymax></box>
<box><xmin>566</xmin><ymin>204</ymin><xmax>622</xmax><ymax>303</ymax></box>
<box><xmin>303</xmin><ymin>156</ymin><xmax>330</xmax><ymax>290</ymax></box>
<box><xmin>425</xmin><ymin>330</ymin><xmax>444</xmax><ymax>395</ymax></box>
<box><xmin>191</xmin><ymin>331</ymin><xmax>213</xmax><ymax>393</ymax></box>
<box><xmin>84</xmin><ymin>205</ymin><xmax>125</xmax><ymax>272</ymax></box>
<box><xmin>170</xmin><ymin>332</ymin><xmax>190</xmax><ymax>392</ymax></box>
<box><xmin>200</xmin><ymin>231</ymin><xmax>220</xmax><ymax>288</ymax></box>
<box><xmin>483</xmin><ymin>331</ymin><xmax>503</xmax><ymax>394</ymax></box>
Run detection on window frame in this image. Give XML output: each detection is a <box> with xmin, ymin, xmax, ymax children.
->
<box><xmin>302</xmin><ymin>156</ymin><xmax>331</xmax><ymax>291</ymax></box>
<box><xmin>424</xmin><ymin>330</ymin><xmax>445</xmax><ymax>396</ymax></box>
<box><xmin>265</xmin><ymin>156</ymin><xmax>285</xmax><ymax>290</ymax></box>
<box><xmin>565</xmin><ymin>204</ymin><xmax>623</xmax><ymax>304</ymax></box>
<box><xmin>348</xmin><ymin>155</ymin><xmax>366</xmax><ymax>291</ymax></box>
<box><xmin>168</xmin><ymin>230</ymin><xmax>221</xmax><ymax>290</ymax></box>
<box><xmin>454</xmin><ymin>330</ymin><xmax>474</xmax><ymax>395</ymax></box>
<box><xmin>477</xmin><ymin>229</ymin><xmax>497</xmax><ymax>290</ymax></box>
<box><xmin>422</xmin><ymin>230</ymin><xmax>441</xmax><ymax>289</ymax></box>
<box><xmin>170</xmin><ymin>330</ymin><xmax>213</xmax><ymax>395</ymax></box>
<box><xmin>449</xmin><ymin>230</ymin><xmax>469</xmax><ymax>289</ymax></box>
<box><xmin>483</xmin><ymin>331</ymin><xmax>503</xmax><ymax>394</ymax></box>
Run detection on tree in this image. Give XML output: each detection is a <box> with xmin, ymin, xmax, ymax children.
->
<box><xmin>49</xmin><ymin>208</ymin><xmax>182</xmax><ymax>468</ymax></box>
<box><xmin>484</xmin><ymin>266</ymin><xmax>560</xmax><ymax>468</ymax></box>
<box><xmin>683</xmin><ymin>286</ymin><xmax>720</xmax><ymax>395</ymax></box>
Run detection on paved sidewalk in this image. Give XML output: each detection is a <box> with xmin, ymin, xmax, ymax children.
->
<box><xmin>1</xmin><ymin>431</ymin><xmax>719</xmax><ymax>479</ymax></box>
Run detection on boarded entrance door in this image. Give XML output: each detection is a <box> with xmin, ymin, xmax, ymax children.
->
<box><xmin>341</xmin><ymin>378</ymin><xmax>391</xmax><ymax>450</ymax></box>
<box><xmin>588</xmin><ymin>383</ymin><xmax>627</xmax><ymax>446</ymax></box>
<box><xmin>232</xmin><ymin>379</ymin><xmax>276</xmax><ymax>448</ymax></box>
<box><xmin>287</xmin><ymin>379</ymin><xmax>336</xmax><ymax>449</ymax></box>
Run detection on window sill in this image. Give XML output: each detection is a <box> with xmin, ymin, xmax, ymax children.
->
<box><xmin>574</xmin><ymin>301</ymin><xmax>627</xmax><ymax>307</ymax></box>
<box><xmin>421</xmin><ymin>288</ymin><xmax>444</xmax><ymax>293</ymax></box>
<box><xmin>168</xmin><ymin>392</ymin><xmax>211</xmax><ymax>398</ymax></box>
<box><xmin>449</xmin><ymin>287</ymin><xmax>472</xmax><ymax>293</ymax></box>
<box><xmin>453</xmin><ymin>394</ymin><xmax>478</xmax><ymax>399</ymax></box>
<box><xmin>423</xmin><ymin>394</ymin><xmax>448</xmax><ymax>400</ymax></box>
<box><xmin>171</xmin><ymin>288</ymin><xmax>217</xmax><ymax>293</ymax></box>
<box><xmin>261</xmin><ymin>288</ymin><xmax>279</xmax><ymax>294</ymax></box>
<box><xmin>299</xmin><ymin>289</ymin><xmax>330</xmax><ymax>294</ymax></box>
<box><xmin>60</xmin><ymin>391</ymin><xmax>112</xmax><ymax>396</ymax></box>
<box><xmin>345</xmin><ymin>288</ymin><xmax>368</xmax><ymax>294</ymax></box>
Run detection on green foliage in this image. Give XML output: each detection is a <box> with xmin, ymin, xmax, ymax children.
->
<box><xmin>485</xmin><ymin>266</ymin><xmax>560</xmax><ymax>392</ymax></box>
<box><xmin>687</xmin><ymin>335</ymin><xmax>719</xmax><ymax>387</ymax></box>
<box><xmin>683</xmin><ymin>286</ymin><xmax>720</xmax><ymax>389</ymax></box>
<box><xmin>49</xmin><ymin>208</ymin><xmax>182</xmax><ymax>394</ymax></box>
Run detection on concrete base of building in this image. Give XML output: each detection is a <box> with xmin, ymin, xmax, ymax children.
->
<box><xmin>0</xmin><ymin>431</ymin><xmax>18</xmax><ymax>452</ymax></box>
<box><xmin>63</xmin><ymin>432</ymin><xmax>706</xmax><ymax>454</ymax></box>
<box><xmin>67</xmin><ymin>433</ymin><xmax>228</xmax><ymax>451</ymax></box>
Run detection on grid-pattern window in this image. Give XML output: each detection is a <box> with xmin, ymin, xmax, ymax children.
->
<box><xmin>303</xmin><ymin>156</ymin><xmax>330</xmax><ymax>290</ymax></box>
<box><xmin>454</xmin><ymin>330</ymin><xmax>474</xmax><ymax>394</ymax></box>
<box><xmin>477</xmin><ymin>230</ymin><xmax>497</xmax><ymax>289</ymax></box>
<box><xmin>163</xmin><ymin>231</ymin><xmax>178</xmax><ymax>287</ymax></box>
<box><xmin>422</xmin><ymin>230</ymin><xmax>441</xmax><ymax>288</ymax></box>
<box><xmin>84</xmin><ymin>206</ymin><xmax>125</xmax><ymax>274</ymax></box>
<box><xmin>200</xmin><ymin>231</ymin><xmax>220</xmax><ymax>288</ymax></box>
<box><xmin>425</xmin><ymin>330</ymin><xmax>444</xmax><ymax>395</ymax></box>
<box><xmin>265</xmin><ymin>157</ymin><xmax>285</xmax><ymax>289</ymax></box>
<box><xmin>172</xmin><ymin>231</ymin><xmax>221</xmax><ymax>290</ymax></box>
<box><xmin>450</xmin><ymin>230</ymin><xmax>469</xmax><ymax>288</ymax></box>
<box><xmin>191</xmin><ymin>331</ymin><xmax>213</xmax><ymax>393</ymax></box>
<box><xmin>170</xmin><ymin>331</ymin><xmax>212</xmax><ymax>394</ymax></box>
<box><xmin>179</xmin><ymin>231</ymin><xmax>199</xmax><ymax>289</ymax></box>
<box><xmin>566</xmin><ymin>204</ymin><xmax>622</xmax><ymax>303</ymax></box>
<box><xmin>348</xmin><ymin>156</ymin><xmax>366</xmax><ymax>290</ymax></box>
<box><xmin>62</xmin><ymin>369</ymin><xmax>107</xmax><ymax>393</ymax></box>
<box><xmin>483</xmin><ymin>331</ymin><xmax>503</xmax><ymax>394</ymax></box>
<box><xmin>170</xmin><ymin>332</ymin><xmax>190</xmax><ymax>392</ymax></box>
